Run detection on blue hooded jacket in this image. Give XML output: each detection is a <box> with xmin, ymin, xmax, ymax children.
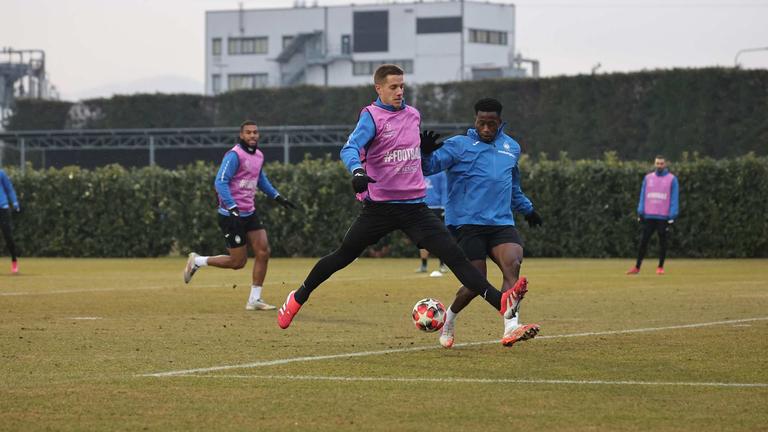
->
<box><xmin>422</xmin><ymin>127</ymin><xmax>533</xmax><ymax>227</ymax></box>
<box><xmin>0</xmin><ymin>170</ymin><xmax>19</xmax><ymax>210</ymax></box>
<box><xmin>424</xmin><ymin>171</ymin><xmax>447</xmax><ymax>209</ymax></box>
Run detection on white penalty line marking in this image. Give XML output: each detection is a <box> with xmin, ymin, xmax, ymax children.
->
<box><xmin>189</xmin><ymin>374</ymin><xmax>768</xmax><ymax>388</ymax></box>
<box><xmin>139</xmin><ymin>316</ymin><xmax>768</xmax><ymax>378</ymax></box>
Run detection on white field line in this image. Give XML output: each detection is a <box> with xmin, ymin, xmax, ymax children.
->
<box><xmin>0</xmin><ymin>284</ymin><xmax>222</xmax><ymax>296</ymax></box>
<box><xmin>139</xmin><ymin>316</ymin><xmax>768</xmax><ymax>378</ymax></box>
<box><xmin>0</xmin><ymin>274</ymin><xmax>425</xmax><ymax>297</ymax></box>
<box><xmin>189</xmin><ymin>374</ymin><xmax>768</xmax><ymax>388</ymax></box>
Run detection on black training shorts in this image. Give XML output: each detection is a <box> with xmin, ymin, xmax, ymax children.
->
<box><xmin>450</xmin><ymin>224</ymin><xmax>523</xmax><ymax>261</ymax></box>
<box><xmin>217</xmin><ymin>212</ymin><xmax>265</xmax><ymax>249</ymax></box>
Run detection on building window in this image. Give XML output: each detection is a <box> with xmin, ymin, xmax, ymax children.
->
<box><xmin>228</xmin><ymin>73</ymin><xmax>269</xmax><ymax>90</ymax></box>
<box><xmin>416</xmin><ymin>16</ymin><xmax>462</xmax><ymax>34</ymax></box>
<box><xmin>469</xmin><ymin>29</ymin><xmax>507</xmax><ymax>45</ymax></box>
<box><xmin>228</xmin><ymin>37</ymin><xmax>268</xmax><ymax>55</ymax></box>
<box><xmin>353</xmin><ymin>11</ymin><xmax>388</xmax><ymax>52</ymax></box>
<box><xmin>282</xmin><ymin>35</ymin><xmax>295</xmax><ymax>49</ymax></box>
<box><xmin>353</xmin><ymin>62</ymin><xmax>371</xmax><ymax>76</ymax></box>
<box><xmin>212</xmin><ymin>74</ymin><xmax>221</xmax><ymax>94</ymax></box>
<box><xmin>341</xmin><ymin>34</ymin><xmax>351</xmax><ymax>55</ymax></box>
<box><xmin>353</xmin><ymin>59</ymin><xmax>413</xmax><ymax>76</ymax></box>
<box><xmin>212</xmin><ymin>38</ymin><xmax>222</xmax><ymax>56</ymax></box>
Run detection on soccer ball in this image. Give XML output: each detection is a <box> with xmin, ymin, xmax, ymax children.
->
<box><xmin>411</xmin><ymin>298</ymin><xmax>446</xmax><ymax>332</ymax></box>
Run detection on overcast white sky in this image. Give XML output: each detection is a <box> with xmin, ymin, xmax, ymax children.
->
<box><xmin>2</xmin><ymin>0</ymin><xmax>767</xmax><ymax>100</ymax></box>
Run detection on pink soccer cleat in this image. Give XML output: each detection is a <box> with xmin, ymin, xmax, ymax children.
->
<box><xmin>11</xmin><ymin>261</ymin><xmax>18</xmax><ymax>274</ymax></box>
<box><xmin>277</xmin><ymin>290</ymin><xmax>302</xmax><ymax>329</ymax></box>
<box><xmin>626</xmin><ymin>266</ymin><xmax>640</xmax><ymax>275</ymax></box>
<box><xmin>501</xmin><ymin>323</ymin><xmax>540</xmax><ymax>347</ymax></box>
<box><xmin>656</xmin><ymin>267</ymin><xmax>665</xmax><ymax>275</ymax></box>
<box><xmin>499</xmin><ymin>277</ymin><xmax>528</xmax><ymax>319</ymax></box>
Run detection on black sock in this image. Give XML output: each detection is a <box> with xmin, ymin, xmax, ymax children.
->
<box><xmin>295</xmin><ymin>248</ymin><xmax>358</xmax><ymax>304</ymax></box>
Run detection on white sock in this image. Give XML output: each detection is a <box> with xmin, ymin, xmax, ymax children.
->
<box><xmin>504</xmin><ymin>313</ymin><xmax>520</xmax><ymax>334</ymax></box>
<box><xmin>249</xmin><ymin>285</ymin><xmax>263</xmax><ymax>302</ymax></box>
<box><xmin>194</xmin><ymin>256</ymin><xmax>208</xmax><ymax>267</ymax></box>
<box><xmin>445</xmin><ymin>305</ymin><xmax>458</xmax><ymax>324</ymax></box>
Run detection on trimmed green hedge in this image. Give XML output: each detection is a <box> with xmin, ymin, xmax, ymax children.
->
<box><xmin>7</xmin><ymin>99</ymin><xmax>73</xmax><ymax>130</ymax></box>
<box><xmin>2</xmin><ymin>154</ymin><xmax>766</xmax><ymax>258</ymax></box>
<box><xmin>8</xmin><ymin>68</ymin><xmax>768</xmax><ymax>160</ymax></box>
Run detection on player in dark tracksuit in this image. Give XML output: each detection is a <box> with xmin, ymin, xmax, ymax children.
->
<box><xmin>422</xmin><ymin>98</ymin><xmax>542</xmax><ymax>348</ymax></box>
<box><xmin>0</xmin><ymin>169</ymin><xmax>21</xmax><ymax>274</ymax></box>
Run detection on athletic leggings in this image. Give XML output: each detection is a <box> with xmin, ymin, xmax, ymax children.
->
<box><xmin>635</xmin><ymin>219</ymin><xmax>669</xmax><ymax>269</ymax></box>
<box><xmin>295</xmin><ymin>202</ymin><xmax>502</xmax><ymax>310</ymax></box>
<box><xmin>0</xmin><ymin>208</ymin><xmax>18</xmax><ymax>261</ymax></box>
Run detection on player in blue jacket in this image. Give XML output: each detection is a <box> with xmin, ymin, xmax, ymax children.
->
<box><xmin>416</xmin><ymin>171</ymin><xmax>449</xmax><ymax>276</ymax></box>
<box><xmin>422</xmin><ymin>98</ymin><xmax>542</xmax><ymax>348</ymax></box>
<box><xmin>0</xmin><ymin>169</ymin><xmax>21</xmax><ymax>274</ymax></box>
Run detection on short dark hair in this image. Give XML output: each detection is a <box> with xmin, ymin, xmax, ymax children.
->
<box><xmin>655</xmin><ymin>155</ymin><xmax>665</xmax><ymax>160</ymax></box>
<box><xmin>474</xmin><ymin>98</ymin><xmax>503</xmax><ymax>115</ymax></box>
<box><xmin>240</xmin><ymin>120</ymin><xmax>257</xmax><ymax>131</ymax></box>
<box><xmin>374</xmin><ymin>64</ymin><xmax>404</xmax><ymax>84</ymax></box>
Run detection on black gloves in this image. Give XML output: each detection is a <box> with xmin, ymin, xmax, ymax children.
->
<box><xmin>420</xmin><ymin>130</ymin><xmax>443</xmax><ymax>154</ymax></box>
<box><xmin>525</xmin><ymin>210</ymin><xmax>543</xmax><ymax>228</ymax></box>
<box><xmin>275</xmin><ymin>195</ymin><xmax>298</xmax><ymax>210</ymax></box>
<box><xmin>227</xmin><ymin>206</ymin><xmax>242</xmax><ymax>230</ymax></box>
<box><xmin>351</xmin><ymin>168</ymin><xmax>377</xmax><ymax>193</ymax></box>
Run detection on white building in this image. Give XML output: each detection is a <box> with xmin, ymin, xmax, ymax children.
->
<box><xmin>205</xmin><ymin>0</ymin><xmax>534</xmax><ymax>95</ymax></box>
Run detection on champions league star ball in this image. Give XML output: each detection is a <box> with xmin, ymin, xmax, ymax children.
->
<box><xmin>411</xmin><ymin>298</ymin><xmax>446</xmax><ymax>332</ymax></box>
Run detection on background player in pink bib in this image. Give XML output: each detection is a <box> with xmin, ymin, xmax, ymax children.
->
<box><xmin>184</xmin><ymin>120</ymin><xmax>297</xmax><ymax>310</ymax></box>
<box><xmin>627</xmin><ymin>155</ymin><xmax>679</xmax><ymax>275</ymax></box>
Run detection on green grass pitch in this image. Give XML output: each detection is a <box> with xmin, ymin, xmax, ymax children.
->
<box><xmin>1</xmin><ymin>258</ymin><xmax>767</xmax><ymax>431</ymax></box>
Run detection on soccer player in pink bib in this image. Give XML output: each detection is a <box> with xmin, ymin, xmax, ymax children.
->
<box><xmin>277</xmin><ymin>64</ymin><xmax>526</xmax><ymax>333</ymax></box>
<box><xmin>184</xmin><ymin>120</ymin><xmax>298</xmax><ymax>310</ymax></box>
<box><xmin>627</xmin><ymin>155</ymin><xmax>679</xmax><ymax>275</ymax></box>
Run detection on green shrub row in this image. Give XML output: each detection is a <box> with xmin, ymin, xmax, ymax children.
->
<box><xmin>8</xmin><ymin>68</ymin><xmax>768</xmax><ymax>160</ymax></box>
<box><xmin>2</xmin><ymin>154</ymin><xmax>766</xmax><ymax>258</ymax></box>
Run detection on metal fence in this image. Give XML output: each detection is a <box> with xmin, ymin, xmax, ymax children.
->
<box><xmin>0</xmin><ymin>124</ymin><xmax>469</xmax><ymax>170</ymax></box>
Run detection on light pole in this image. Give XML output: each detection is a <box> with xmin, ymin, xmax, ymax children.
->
<box><xmin>734</xmin><ymin>46</ymin><xmax>768</xmax><ymax>67</ymax></box>
<box><xmin>459</xmin><ymin>0</ymin><xmax>465</xmax><ymax>81</ymax></box>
